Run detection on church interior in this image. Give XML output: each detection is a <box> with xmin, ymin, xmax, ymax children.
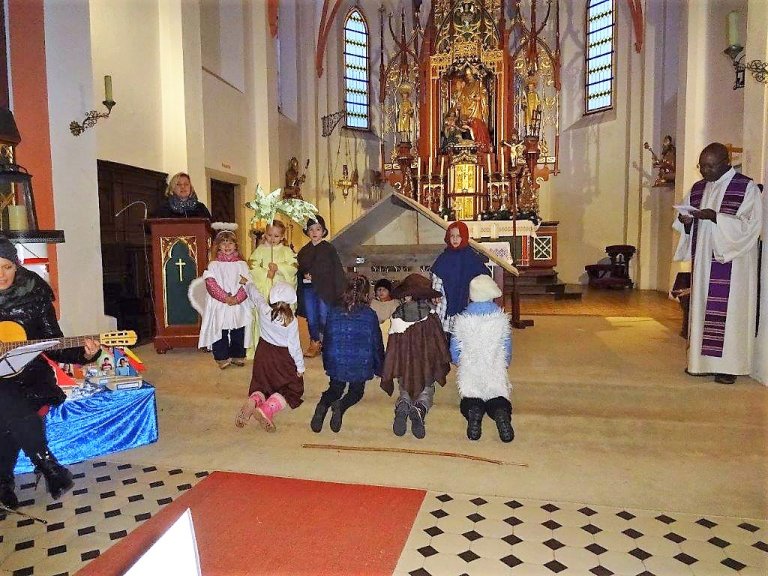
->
<box><xmin>0</xmin><ymin>0</ymin><xmax>766</xmax><ymax>574</ymax></box>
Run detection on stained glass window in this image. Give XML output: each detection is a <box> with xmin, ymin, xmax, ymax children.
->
<box><xmin>343</xmin><ymin>9</ymin><xmax>370</xmax><ymax>129</ymax></box>
<box><xmin>585</xmin><ymin>0</ymin><xmax>615</xmax><ymax>114</ymax></box>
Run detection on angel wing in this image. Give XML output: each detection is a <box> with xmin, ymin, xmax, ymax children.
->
<box><xmin>187</xmin><ymin>276</ymin><xmax>208</xmax><ymax>317</ymax></box>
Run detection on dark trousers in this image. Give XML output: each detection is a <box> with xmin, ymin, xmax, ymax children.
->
<box><xmin>0</xmin><ymin>386</ymin><xmax>48</xmax><ymax>477</ymax></box>
<box><xmin>459</xmin><ymin>396</ymin><xmax>512</xmax><ymax>419</ymax></box>
<box><xmin>319</xmin><ymin>379</ymin><xmax>365</xmax><ymax>411</ymax></box>
<box><xmin>211</xmin><ymin>327</ymin><xmax>246</xmax><ymax>361</ymax></box>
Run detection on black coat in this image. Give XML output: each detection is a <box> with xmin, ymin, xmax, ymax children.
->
<box><xmin>296</xmin><ymin>240</ymin><xmax>345</xmax><ymax>314</ymax></box>
<box><xmin>152</xmin><ymin>199</ymin><xmax>211</xmax><ymax>219</ymax></box>
<box><xmin>0</xmin><ymin>268</ymin><xmax>89</xmax><ymax>409</ymax></box>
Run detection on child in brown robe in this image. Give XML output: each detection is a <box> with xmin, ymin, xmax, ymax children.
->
<box><xmin>380</xmin><ymin>274</ymin><xmax>451</xmax><ymax>439</ymax></box>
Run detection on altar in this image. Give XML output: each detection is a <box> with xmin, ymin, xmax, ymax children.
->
<box><xmin>14</xmin><ymin>385</ymin><xmax>158</xmax><ymax>474</ymax></box>
<box><xmin>376</xmin><ymin>0</ymin><xmax>563</xmax><ymax>284</ymax></box>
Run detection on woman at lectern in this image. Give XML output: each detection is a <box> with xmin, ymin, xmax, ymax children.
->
<box><xmin>153</xmin><ymin>172</ymin><xmax>212</xmax><ymax>219</ymax></box>
<box><xmin>0</xmin><ymin>237</ymin><xmax>100</xmax><ymax>509</ymax></box>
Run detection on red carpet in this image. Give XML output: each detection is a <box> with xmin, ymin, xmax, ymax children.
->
<box><xmin>77</xmin><ymin>472</ymin><xmax>426</xmax><ymax>576</ymax></box>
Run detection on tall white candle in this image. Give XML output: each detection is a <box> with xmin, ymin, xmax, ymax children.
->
<box><xmin>501</xmin><ymin>149</ymin><xmax>505</xmax><ymax>174</ymax></box>
<box><xmin>417</xmin><ymin>158</ymin><xmax>421</xmax><ymax>180</ymax></box>
<box><xmin>727</xmin><ymin>11</ymin><xmax>739</xmax><ymax>46</ymax></box>
<box><xmin>104</xmin><ymin>75</ymin><xmax>113</xmax><ymax>101</ymax></box>
<box><xmin>7</xmin><ymin>205</ymin><xmax>27</xmax><ymax>231</ymax></box>
<box><xmin>487</xmin><ymin>154</ymin><xmax>492</xmax><ymax>174</ymax></box>
<box><xmin>428</xmin><ymin>156</ymin><xmax>433</xmax><ymax>175</ymax></box>
<box><xmin>440</xmin><ymin>155</ymin><xmax>445</xmax><ymax>175</ymax></box>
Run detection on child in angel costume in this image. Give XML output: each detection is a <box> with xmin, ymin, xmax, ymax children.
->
<box><xmin>191</xmin><ymin>224</ymin><xmax>252</xmax><ymax>369</ymax></box>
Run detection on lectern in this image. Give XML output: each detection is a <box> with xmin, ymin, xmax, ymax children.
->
<box><xmin>146</xmin><ymin>218</ymin><xmax>211</xmax><ymax>353</ymax></box>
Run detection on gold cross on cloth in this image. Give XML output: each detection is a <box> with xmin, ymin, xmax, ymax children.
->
<box><xmin>175</xmin><ymin>258</ymin><xmax>186</xmax><ymax>282</ymax></box>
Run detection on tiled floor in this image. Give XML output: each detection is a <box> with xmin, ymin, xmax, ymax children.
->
<box><xmin>0</xmin><ymin>460</ymin><xmax>207</xmax><ymax>576</ymax></box>
<box><xmin>395</xmin><ymin>492</ymin><xmax>768</xmax><ymax>576</ymax></box>
<box><xmin>1</xmin><ymin>460</ymin><xmax>766</xmax><ymax>575</ymax></box>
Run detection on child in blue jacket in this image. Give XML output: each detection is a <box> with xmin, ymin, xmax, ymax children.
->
<box><xmin>311</xmin><ymin>274</ymin><xmax>384</xmax><ymax>433</ymax></box>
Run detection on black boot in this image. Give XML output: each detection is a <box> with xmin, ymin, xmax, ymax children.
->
<box><xmin>0</xmin><ymin>475</ymin><xmax>18</xmax><ymax>510</ymax></box>
<box><xmin>329</xmin><ymin>400</ymin><xmax>345</xmax><ymax>433</ymax></box>
<box><xmin>486</xmin><ymin>397</ymin><xmax>514</xmax><ymax>443</ymax></box>
<box><xmin>409</xmin><ymin>402</ymin><xmax>427</xmax><ymax>440</ymax></box>
<box><xmin>31</xmin><ymin>450</ymin><xmax>73</xmax><ymax>500</ymax></box>
<box><xmin>461</xmin><ymin>398</ymin><xmax>485</xmax><ymax>441</ymax></box>
<box><xmin>393</xmin><ymin>399</ymin><xmax>410</xmax><ymax>437</ymax></box>
<box><xmin>310</xmin><ymin>402</ymin><xmax>330</xmax><ymax>433</ymax></box>
<box><xmin>0</xmin><ymin>429</ymin><xmax>20</xmax><ymax>509</ymax></box>
<box><xmin>467</xmin><ymin>406</ymin><xmax>484</xmax><ymax>441</ymax></box>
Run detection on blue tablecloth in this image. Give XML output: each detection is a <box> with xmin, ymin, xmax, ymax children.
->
<box><xmin>14</xmin><ymin>384</ymin><xmax>159</xmax><ymax>474</ymax></box>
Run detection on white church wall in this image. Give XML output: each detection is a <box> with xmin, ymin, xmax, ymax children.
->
<box><xmin>45</xmin><ymin>0</ymin><xmax>112</xmax><ymax>333</ymax></box>
<box><xmin>89</xmin><ymin>0</ymin><xmax>164</xmax><ymax>173</ymax></box>
<box><xmin>544</xmin><ymin>0</ymin><xmax>640</xmax><ymax>286</ymax></box>
<box><xmin>743</xmin><ymin>0</ymin><xmax>768</xmax><ymax>385</ymax></box>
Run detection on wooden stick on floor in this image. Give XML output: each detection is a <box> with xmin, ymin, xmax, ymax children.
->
<box><xmin>302</xmin><ymin>443</ymin><xmax>527</xmax><ymax>467</ymax></box>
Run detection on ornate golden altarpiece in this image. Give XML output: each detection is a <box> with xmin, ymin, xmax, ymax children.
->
<box><xmin>380</xmin><ymin>0</ymin><xmax>560</xmax><ymax>271</ymax></box>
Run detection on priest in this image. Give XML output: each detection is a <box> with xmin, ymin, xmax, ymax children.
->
<box><xmin>673</xmin><ymin>142</ymin><xmax>763</xmax><ymax>385</ymax></box>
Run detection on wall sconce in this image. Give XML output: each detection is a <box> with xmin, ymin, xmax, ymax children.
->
<box><xmin>70</xmin><ymin>75</ymin><xmax>116</xmax><ymax>136</ymax></box>
<box><xmin>723</xmin><ymin>12</ymin><xmax>768</xmax><ymax>90</ymax></box>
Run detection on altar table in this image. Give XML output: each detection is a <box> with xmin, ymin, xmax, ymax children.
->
<box><xmin>14</xmin><ymin>385</ymin><xmax>158</xmax><ymax>474</ymax></box>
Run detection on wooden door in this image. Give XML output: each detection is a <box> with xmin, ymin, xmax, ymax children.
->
<box><xmin>210</xmin><ymin>179</ymin><xmax>236</xmax><ymax>223</ymax></box>
<box><xmin>98</xmin><ymin>160</ymin><xmax>167</xmax><ymax>342</ymax></box>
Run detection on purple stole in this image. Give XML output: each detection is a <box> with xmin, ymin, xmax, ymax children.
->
<box><xmin>690</xmin><ymin>173</ymin><xmax>751</xmax><ymax>357</ymax></box>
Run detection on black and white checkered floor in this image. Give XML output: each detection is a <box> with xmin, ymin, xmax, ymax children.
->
<box><xmin>0</xmin><ymin>460</ymin><xmax>765</xmax><ymax>575</ymax></box>
<box><xmin>0</xmin><ymin>461</ymin><xmax>208</xmax><ymax>576</ymax></box>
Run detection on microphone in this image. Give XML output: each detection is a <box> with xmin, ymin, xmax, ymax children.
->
<box><xmin>114</xmin><ymin>200</ymin><xmax>148</xmax><ymax>220</ymax></box>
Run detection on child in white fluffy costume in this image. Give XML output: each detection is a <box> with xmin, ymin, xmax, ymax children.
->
<box><xmin>449</xmin><ymin>274</ymin><xmax>514</xmax><ymax>442</ymax></box>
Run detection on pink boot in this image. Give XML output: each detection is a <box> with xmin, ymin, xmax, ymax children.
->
<box><xmin>235</xmin><ymin>392</ymin><xmax>266</xmax><ymax>428</ymax></box>
<box><xmin>254</xmin><ymin>393</ymin><xmax>287</xmax><ymax>432</ymax></box>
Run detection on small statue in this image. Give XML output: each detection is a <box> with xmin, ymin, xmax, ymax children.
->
<box><xmin>523</xmin><ymin>73</ymin><xmax>541</xmax><ymax>136</ymax></box>
<box><xmin>643</xmin><ymin>136</ymin><xmax>676</xmax><ymax>187</ymax></box>
<box><xmin>440</xmin><ymin>108</ymin><xmax>464</xmax><ymax>153</ymax></box>
<box><xmin>502</xmin><ymin>129</ymin><xmax>525</xmax><ymax>164</ymax></box>
<box><xmin>396</xmin><ymin>82</ymin><xmax>415</xmax><ymax>136</ymax></box>
<box><xmin>284</xmin><ymin>157</ymin><xmax>309</xmax><ymax>199</ymax></box>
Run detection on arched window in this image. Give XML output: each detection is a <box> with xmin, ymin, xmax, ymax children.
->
<box><xmin>343</xmin><ymin>9</ymin><xmax>370</xmax><ymax>129</ymax></box>
<box><xmin>585</xmin><ymin>0</ymin><xmax>615</xmax><ymax>114</ymax></box>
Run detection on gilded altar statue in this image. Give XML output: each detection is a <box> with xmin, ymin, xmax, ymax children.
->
<box><xmin>523</xmin><ymin>74</ymin><xmax>541</xmax><ymax>135</ymax></box>
<box><xmin>643</xmin><ymin>136</ymin><xmax>676</xmax><ymax>187</ymax></box>
<box><xmin>396</xmin><ymin>82</ymin><xmax>415</xmax><ymax>136</ymax></box>
<box><xmin>284</xmin><ymin>157</ymin><xmax>308</xmax><ymax>199</ymax></box>
<box><xmin>455</xmin><ymin>67</ymin><xmax>491</xmax><ymax>152</ymax></box>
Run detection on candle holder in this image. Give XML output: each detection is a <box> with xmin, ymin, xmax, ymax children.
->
<box><xmin>70</xmin><ymin>99</ymin><xmax>116</xmax><ymax>136</ymax></box>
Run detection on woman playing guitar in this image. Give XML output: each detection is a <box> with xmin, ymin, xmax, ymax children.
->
<box><xmin>0</xmin><ymin>237</ymin><xmax>100</xmax><ymax>510</ymax></box>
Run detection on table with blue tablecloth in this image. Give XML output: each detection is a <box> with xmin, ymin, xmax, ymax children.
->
<box><xmin>13</xmin><ymin>384</ymin><xmax>159</xmax><ymax>474</ymax></box>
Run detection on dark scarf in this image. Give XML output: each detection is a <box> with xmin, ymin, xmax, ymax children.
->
<box><xmin>0</xmin><ymin>266</ymin><xmax>51</xmax><ymax>311</ymax></box>
<box><xmin>431</xmin><ymin>246</ymin><xmax>490</xmax><ymax>317</ymax></box>
<box><xmin>392</xmin><ymin>300</ymin><xmax>433</xmax><ymax>322</ymax></box>
<box><xmin>168</xmin><ymin>192</ymin><xmax>201</xmax><ymax>214</ymax></box>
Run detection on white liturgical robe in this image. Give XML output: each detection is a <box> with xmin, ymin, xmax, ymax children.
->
<box><xmin>751</xmin><ymin>186</ymin><xmax>767</xmax><ymax>385</ymax></box>
<box><xmin>673</xmin><ymin>168</ymin><xmax>763</xmax><ymax>377</ymax></box>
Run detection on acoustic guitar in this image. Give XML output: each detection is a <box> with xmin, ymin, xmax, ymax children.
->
<box><xmin>0</xmin><ymin>321</ymin><xmax>137</xmax><ymax>377</ymax></box>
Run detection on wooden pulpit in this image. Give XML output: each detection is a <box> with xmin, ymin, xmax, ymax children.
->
<box><xmin>146</xmin><ymin>218</ymin><xmax>211</xmax><ymax>353</ymax></box>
